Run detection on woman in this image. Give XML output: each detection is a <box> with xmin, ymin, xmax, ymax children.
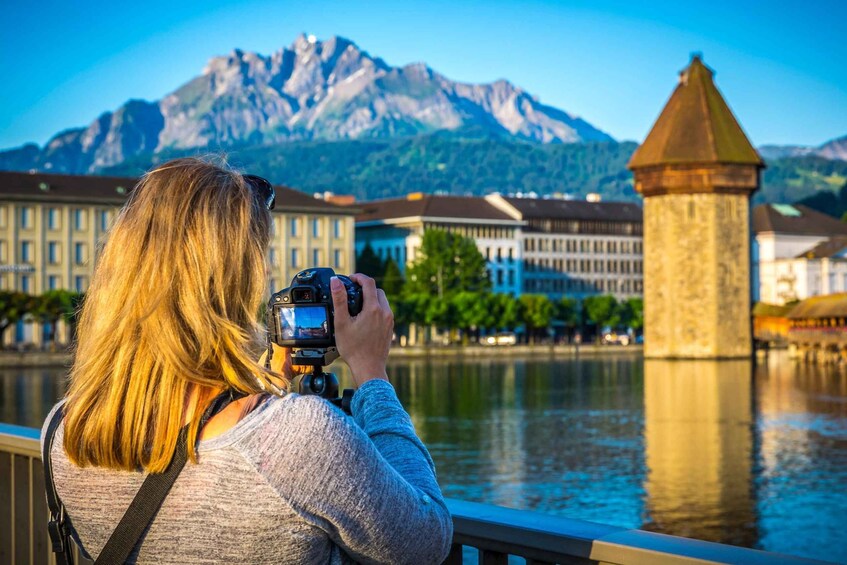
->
<box><xmin>41</xmin><ymin>158</ymin><xmax>453</xmax><ymax>564</ymax></box>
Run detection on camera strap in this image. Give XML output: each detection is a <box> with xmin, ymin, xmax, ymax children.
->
<box><xmin>43</xmin><ymin>390</ymin><xmax>243</xmax><ymax>565</ymax></box>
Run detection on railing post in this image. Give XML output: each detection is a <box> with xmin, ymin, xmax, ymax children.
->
<box><xmin>480</xmin><ymin>550</ymin><xmax>508</xmax><ymax>565</ymax></box>
<box><xmin>442</xmin><ymin>543</ymin><xmax>463</xmax><ymax>565</ymax></box>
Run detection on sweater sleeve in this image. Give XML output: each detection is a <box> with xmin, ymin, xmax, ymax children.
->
<box><xmin>247</xmin><ymin>380</ymin><xmax>453</xmax><ymax>565</ymax></box>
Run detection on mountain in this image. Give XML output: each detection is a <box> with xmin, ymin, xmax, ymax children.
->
<box><xmin>759</xmin><ymin>134</ymin><xmax>847</xmax><ymax>161</ymax></box>
<box><xmin>0</xmin><ymin>34</ymin><xmax>612</xmax><ymax>175</ymax></box>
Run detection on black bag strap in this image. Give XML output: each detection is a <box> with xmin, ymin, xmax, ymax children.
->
<box><xmin>44</xmin><ymin>403</ymin><xmax>75</xmax><ymax>565</ymax></box>
<box><xmin>44</xmin><ymin>391</ymin><xmax>244</xmax><ymax>565</ymax></box>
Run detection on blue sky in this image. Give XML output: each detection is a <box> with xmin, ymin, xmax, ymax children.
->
<box><xmin>1</xmin><ymin>0</ymin><xmax>844</xmax><ymax>149</ymax></box>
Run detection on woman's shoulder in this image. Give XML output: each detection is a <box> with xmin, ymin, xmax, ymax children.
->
<box><xmin>213</xmin><ymin>392</ymin><xmax>355</xmax><ymax>454</ymax></box>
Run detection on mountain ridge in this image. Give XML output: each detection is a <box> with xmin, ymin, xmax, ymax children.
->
<box><xmin>0</xmin><ymin>34</ymin><xmax>613</xmax><ymax>175</ymax></box>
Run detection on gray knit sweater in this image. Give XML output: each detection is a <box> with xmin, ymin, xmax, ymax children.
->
<box><xmin>42</xmin><ymin>380</ymin><xmax>453</xmax><ymax>564</ymax></box>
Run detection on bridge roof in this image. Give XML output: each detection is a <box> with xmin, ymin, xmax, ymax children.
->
<box><xmin>787</xmin><ymin>293</ymin><xmax>847</xmax><ymax>319</ymax></box>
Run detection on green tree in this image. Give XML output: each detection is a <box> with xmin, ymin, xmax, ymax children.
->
<box><xmin>0</xmin><ymin>291</ymin><xmax>32</xmax><ymax>348</ymax></box>
<box><xmin>381</xmin><ymin>257</ymin><xmax>404</xmax><ymax>300</ymax></box>
<box><xmin>404</xmin><ymin>229</ymin><xmax>490</xmax><ymax>333</ymax></box>
<box><xmin>518</xmin><ymin>294</ymin><xmax>554</xmax><ymax>343</ymax></box>
<box><xmin>620</xmin><ymin>297</ymin><xmax>644</xmax><ymax>332</ymax></box>
<box><xmin>487</xmin><ymin>293</ymin><xmax>519</xmax><ymax>331</ymax></box>
<box><xmin>452</xmin><ymin>291</ymin><xmax>493</xmax><ymax>343</ymax></box>
<box><xmin>31</xmin><ymin>290</ymin><xmax>79</xmax><ymax>349</ymax></box>
<box><xmin>583</xmin><ymin>294</ymin><xmax>621</xmax><ymax>339</ymax></box>
<box><xmin>556</xmin><ymin>297</ymin><xmax>581</xmax><ymax>327</ymax></box>
<box><xmin>355</xmin><ymin>243</ymin><xmax>385</xmax><ymax>281</ymax></box>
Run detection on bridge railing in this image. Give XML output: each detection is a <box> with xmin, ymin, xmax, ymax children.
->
<box><xmin>1</xmin><ymin>425</ymin><xmax>833</xmax><ymax>565</ymax></box>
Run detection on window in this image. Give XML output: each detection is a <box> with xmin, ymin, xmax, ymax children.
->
<box><xmin>291</xmin><ymin>248</ymin><xmax>300</xmax><ymax>268</ymax></box>
<box><xmin>312</xmin><ymin>218</ymin><xmax>321</xmax><ymax>238</ymax></box>
<box><xmin>48</xmin><ymin>275</ymin><xmax>60</xmax><ymax>290</ymax></box>
<box><xmin>268</xmin><ymin>248</ymin><xmax>277</xmax><ymax>267</ymax></box>
<box><xmin>21</xmin><ymin>241</ymin><xmax>33</xmax><ymax>262</ymax></box>
<box><xmin>290</xmin><ymin>218</ymin><xmax>300</xmax><ymax>237</ymax></box>
<box><xmin>48</xmin><ymin>208</ymin><xmax>60</xmax><ymax>230</ymax></box>
<box><xmin>99</xmin><ymin>210</ymin><xmax>109</xmax><ymax>231</ymax></box>
<box><xmin>74</xmin><ymin>242</ymin><xmax>86</xmax><ymax>265</ymax></box>
<box><xmin>74</xmin><ymin>209</ymin><xmax>87</xmax><ymax>231</ymax></box>
<box><xmin>20</xmin><ymin>207</ymin><xmax>32</xmax><ymax>229</ymax></box>
<box><xmin>312</xmin><ymin>249</ymin><xmax>321</xmax><ymax>266</ymax></box>
<box><xmin>21</xmin><ymin>275</ymin><xmax>31</xmax><ymax>293</ymax></box>
<box><xmin>334</xmin><ymin>249</ymin><xmax>342</xmax><ymax>268</ymax></box>
<box><xmin>48</xmin><ymin>242</ymin><xmax>60</xmax><ymax>264</ymax></box>
<box><xmin>269</xmin><ymin>279</ymin><xmax>277</xmax><ymax>293</ymax></box>
<box><xmin>74</xmin><ymin>276</ymin><xmax>87</xmax><ymax>292</ymax></box>
<box><xmin>333</xmin><ymin>219</ymin><xmax>342</xmax><ymax>239</ymax></box>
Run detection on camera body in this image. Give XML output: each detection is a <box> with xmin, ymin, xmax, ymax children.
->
<box><xmin>268</xmin><ymin>267</ymin><xmax>362</xmax><ymax>353</ymax></box>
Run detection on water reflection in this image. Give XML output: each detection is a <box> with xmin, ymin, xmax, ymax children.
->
<box><xmin>0</xmin><ymin>366</ymin><xmax>70</xmax><ymax>428</ymax></box>
<box><xmin>642</xmin><ymin>359</ymin><xmax>757</xmax><ymax>548</ymax></box>
<box><xmin>2</xmin><ymin>353</ymin><xmax>846</xmax><ymax>562</ymax></box>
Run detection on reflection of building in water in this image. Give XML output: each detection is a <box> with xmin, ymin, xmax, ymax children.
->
<box><xmin>628</xmin><ymin>56</ymin><xmax>764</xmax><ymax>358</ymax></box>
<box><xmin>643</xmin><ymin>360</ymin><xmax>757</xmax><ymax>547</ymax></box>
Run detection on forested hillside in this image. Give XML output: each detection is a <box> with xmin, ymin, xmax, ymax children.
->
<box><xmin>100</xmin><ymin>134</ymin><xmax>847</xmax><ymax>206</ymax></box>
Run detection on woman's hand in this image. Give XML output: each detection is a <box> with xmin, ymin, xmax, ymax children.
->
<box><xmin>331</xmin><ymin>273</ymin><xmax>392</xmax><ymax>387</ymax></box>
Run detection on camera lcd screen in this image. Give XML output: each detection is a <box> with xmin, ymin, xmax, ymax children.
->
<box><xmin>278</xmin><ymin>305</ymin><xmax>330</xmax><ymax>342</ymax></box>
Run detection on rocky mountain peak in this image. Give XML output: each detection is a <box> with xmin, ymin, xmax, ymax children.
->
<box><xmin>1</xmin><ymin>34</ymin><xmax>615</xmax><ymax>174</ymax></box>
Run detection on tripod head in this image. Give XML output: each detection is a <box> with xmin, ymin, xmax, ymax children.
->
<box><xmin>293</xmin><ymin>348</ymin><xmax>354</xmax><ymax>415</ymax></box>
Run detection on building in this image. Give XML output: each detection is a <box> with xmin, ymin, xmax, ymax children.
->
<box><xmin>0</xmin><ymin>171</ymin><xmax>357</xmax><ymax>347</ymax></box>
<box><xmin>753</xmin><ymin>203</ymin><xmax>847</xmax><ymax>304</ymax></box>
<box><xmin>628</xmin><ymin>55</ymin><xmax>764</xmax><ymax>359</ymax></box>
<box><xmin>355</xmin><ymin>191</ymin><xmax>645</xmax><ymax>300</ymax></box>
<box><xmin>355</xmin><ymin>193</ymin><xmax>524</xmax><ymax>295</ymax></box>
<box><xmin>486</xmin><ymin>195</ymin><xmax>643</xmax><ymax>299</ymax></box>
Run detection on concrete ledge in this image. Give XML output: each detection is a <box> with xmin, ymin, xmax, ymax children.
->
<box><xmin>0</xmin><ymin>351</ymin><xmax>72</xmax><ymax>368</ymax></box>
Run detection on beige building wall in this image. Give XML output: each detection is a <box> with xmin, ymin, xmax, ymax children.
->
<box><xmin>268</xmin><ymin>212</ymin><xmax>356</xmax><ymax>292</ymax></box>
<box><xmin>1</xmin><ymin>200</ymin><xmax>356</xmax><ymax>348</ymax></box>
<box><xmin>644</xmin><ymin>193</ymin><xmax>751</xmax><ymax>358</ymax></box>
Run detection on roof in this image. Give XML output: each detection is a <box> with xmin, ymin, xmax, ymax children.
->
<box><xmin>752</xmin><ymin>204</ymin><xmax>847</xmax><ymax>236</ymax></box>
<box><xmin>796</xmin><ymin>236</ymin><xmax>847</xmax><ymax>259</ymax></box>
<box><xmin>787</xmin><ymin>293</ymin><xmax>847</xmax><ymax>319</ymax></box>
<box><xmin>752</xmin><ymin>302</ymin><xmax>795</xmax><ymax>318</ymax></box>
<box><xmin>502</xmin><ymin>197</ymin><xmax>642</xmax><ymax>223</ymax></box>
<box><xmin>0</xmin><ymin>171</ymin><xmax>355</xmax><ymax>215</ymax></box>
<box><xmin>628</xmin><ymin>56</ymin><xmax>764</xmax><ymax>169</ymax></box>
<box><xmin>356</xmin><ymin>194</ymin><xmax>519</xmax><ymax>224</ymax></box>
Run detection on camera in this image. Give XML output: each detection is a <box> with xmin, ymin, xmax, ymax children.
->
<box><xmin>268</xmin><ymin>267</ymin><xmax>363</xmax><ymax>367</ymax></box>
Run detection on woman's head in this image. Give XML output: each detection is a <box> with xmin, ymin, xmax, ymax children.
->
<box><xmin>64</xmin><ymin>157</ymin><xmax>281</xmax><ymax>472</ymax></box>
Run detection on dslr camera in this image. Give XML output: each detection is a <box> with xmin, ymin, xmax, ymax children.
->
<box><xmin>268</xmin><ymin>267</ymin><xmax>362</xmax><ymax>374</ymax></box>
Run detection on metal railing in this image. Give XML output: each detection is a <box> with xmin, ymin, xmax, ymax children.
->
<box><xmin>1</xmin><ymin>425</ymin><xmax>834</xmax><ymax>565</ymax></box>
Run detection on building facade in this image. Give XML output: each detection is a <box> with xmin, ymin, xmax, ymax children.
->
<box><xmin>629</xmin><ymin>56</ymin><xmax>764</xmax><ymax>359</ymax></box>
<box><xmin>486</xmin><ymin>195</ymin><xmax>643</xmax><ymax>299</ymax></box>
<box><xmin>0</xmin><ymin>171</ymin><xmax>357</xmax><ymax>347</ymax></box>
<box><xmin>355</xmin><ymin>193</ymin><xmax>524</xmax><ymax>295</ymax></box>
<box><xmin>355</xmin><ymin>192</ymin><xmax>644</xmax><ymax>300</ymax></box>
<box><xmin>753</xmin><ymin>203</ymin><xmax>847</xmax><ymax>304</ymax></box>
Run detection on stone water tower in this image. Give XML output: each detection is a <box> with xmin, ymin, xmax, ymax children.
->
<box><xmin>628</xmin><ymin>56</ymin><xmax>764</xmax><ymax>359</ymax></box>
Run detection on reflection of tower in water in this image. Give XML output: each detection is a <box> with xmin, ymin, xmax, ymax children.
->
<box><xmin>643</xmin><ymin>360</ymin><xmax>758</xmax><ymax>547</ymax></box>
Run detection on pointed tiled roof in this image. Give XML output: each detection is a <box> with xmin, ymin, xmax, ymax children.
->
<box><xmin>628</xmin><ymin>56</ymin><xmax>764</xmax><ymax>169</ymax></box>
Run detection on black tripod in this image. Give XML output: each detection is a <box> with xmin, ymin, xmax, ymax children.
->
<box><xmin>293</xmin><ymin>348</ymin><xmax>354</xmax><ymax>415</ymax></box>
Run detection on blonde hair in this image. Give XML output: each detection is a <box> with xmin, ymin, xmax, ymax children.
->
<box><xmin>63</xmin><ymin>157</ymin><xmax>283</xmax><ymax>472</ymax></box>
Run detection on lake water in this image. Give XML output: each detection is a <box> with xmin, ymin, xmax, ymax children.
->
<box><xmin>2</xmin><ymin>350</ymin><xmax>845</xmax><ymax>563</ymax></box>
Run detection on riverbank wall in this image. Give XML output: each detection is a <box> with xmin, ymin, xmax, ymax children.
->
<box><xmin>0</xmin><ymin>344</ymin><xmax>641</xmax><ymax>368</ymax></box>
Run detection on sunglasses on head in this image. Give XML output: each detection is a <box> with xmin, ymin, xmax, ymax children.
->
<box><xmin>243</xmin><ymin>174</ymin><xmax>275</xmax><ymax>211</ymax></box>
